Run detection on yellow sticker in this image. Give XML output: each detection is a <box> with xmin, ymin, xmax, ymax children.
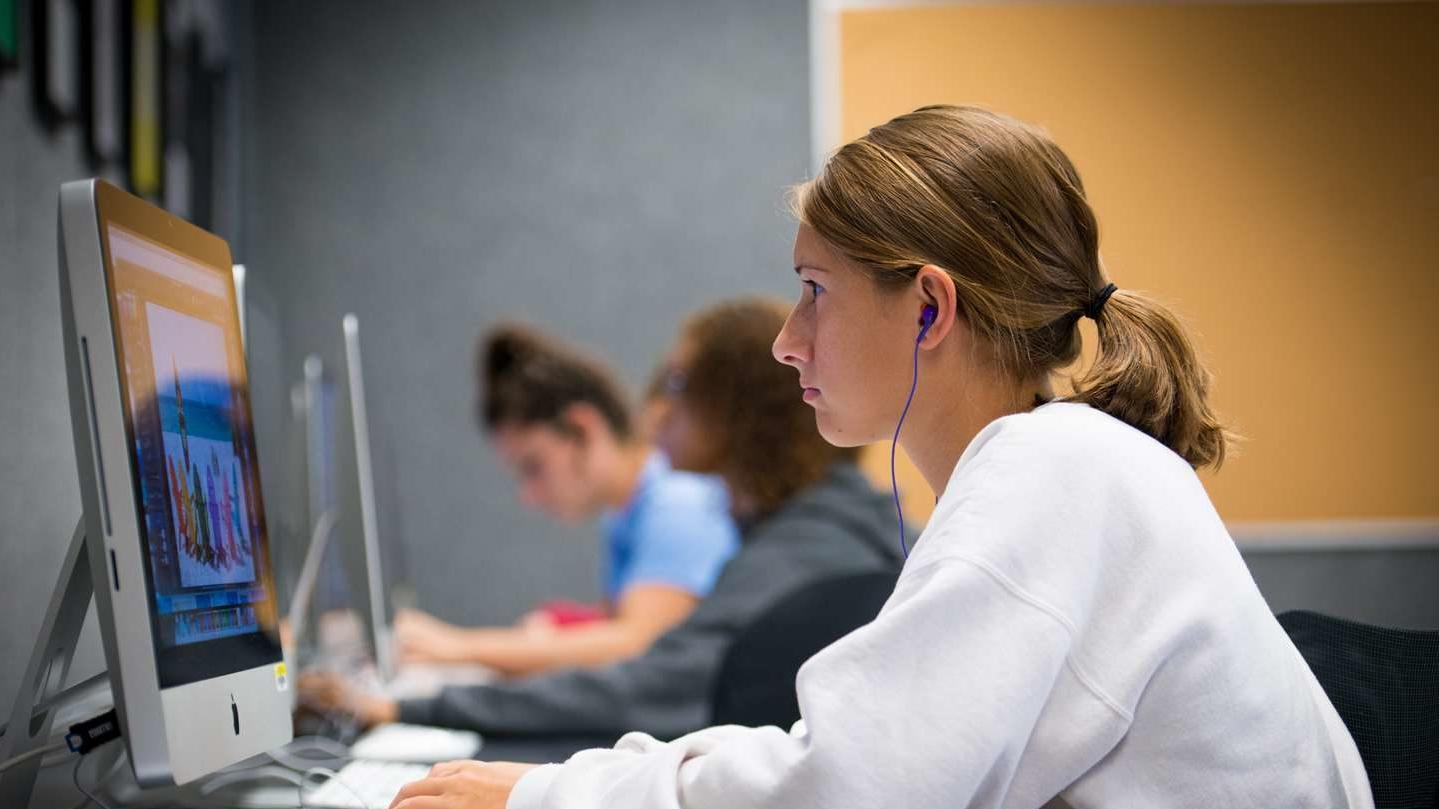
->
<box><xmin>274</xmin><ymin>663</ymin><xmax>289</xmax><ymax>692</ymax></box>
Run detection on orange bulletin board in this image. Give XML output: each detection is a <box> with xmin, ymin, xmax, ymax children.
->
<box><xmin>842</xmin><ymin>2</ymin><xmax>1439</xmax><ymax>528</ymax></box>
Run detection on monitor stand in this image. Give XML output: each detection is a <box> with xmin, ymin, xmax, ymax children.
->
<box><xmin>0</xmin><ymin>518</ymin><xmax>107</xmax><ymax>809</ymax></box>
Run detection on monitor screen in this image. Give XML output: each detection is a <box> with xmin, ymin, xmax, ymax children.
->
<box><xmin>101</xmin><ymin>219</ymin><xmax>282</xmax><ymax>688</ymax></box>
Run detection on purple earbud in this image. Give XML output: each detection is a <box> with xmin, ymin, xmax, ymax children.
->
<box><xmin>917</xmin><ymin>305</ymin><xmax>938</xmax><ymax>341</ymax></box>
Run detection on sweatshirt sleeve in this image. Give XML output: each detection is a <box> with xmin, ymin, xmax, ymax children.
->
<box><xmin>507</xmin><ymin>556</ymin><xmax>1126</xmax><ymax>809</ymax></box>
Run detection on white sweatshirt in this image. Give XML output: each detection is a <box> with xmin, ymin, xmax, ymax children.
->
<box><xmin>509</xmin><ymin>402</ymin><xmax>1374</xmax><ymax>809</ymax></box>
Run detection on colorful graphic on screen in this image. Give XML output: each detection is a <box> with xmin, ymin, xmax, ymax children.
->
<box><xmin>105</xmin><ymin>221</ymin><xmax>274</xmax><ymax>656</ymax></box>
<box><xmin>146</xmin><ymin>303</ymin><xmax>257</xmax><ymax>589</ymax></box>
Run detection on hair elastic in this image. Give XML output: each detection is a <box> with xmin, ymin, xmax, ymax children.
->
<box><xmin>1083</xmin><ymin>283</ymin><xmax>1118</xmax><ymax>320</ymax></box>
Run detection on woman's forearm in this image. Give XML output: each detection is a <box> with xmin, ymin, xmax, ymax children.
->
<box><xmin>458</xmin><ymin>621</ymin><xmax>649</xmax><ymax>676</ymax></box>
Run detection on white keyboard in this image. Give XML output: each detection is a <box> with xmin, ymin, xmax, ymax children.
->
<box><xmin>348</xmin><ymin>722</ymin><xmax>483</xmax><ymax>763</ymax></box>
<box><xmin>305</xmin><ymin>760</ymin><xmax>431</xmax><ymax>809</ymax></box>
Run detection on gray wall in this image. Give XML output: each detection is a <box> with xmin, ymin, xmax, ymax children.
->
<box><xmin>0</xmin><ymin>0</ymin><xmax>814</xmax><ymax>762</ymax></box>
<box><xmin>241</xmin><ymin>0</ymin><xmax>812</xmax><ymax>626</ymax></box>
<box><xmin>1242</xmin><ymin>547</ymin><xmax>1439</xmax><ymax>630</ymax></box>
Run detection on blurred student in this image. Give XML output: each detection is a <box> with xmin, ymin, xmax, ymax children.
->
<box><xmin>393</xmin><ymin>325</ymin><xmax>739</xmax><ymax>676</ymax></box>
<box><xmin>301</xmin><ymin>297</ymin><xmax>903</xmax><ymax>738</ymax></box>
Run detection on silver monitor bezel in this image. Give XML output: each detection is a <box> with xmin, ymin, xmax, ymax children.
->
<box><xmin>57</xmin><ymin>179</ymin><xmax>293</xmax><ymax>787</ymax></box>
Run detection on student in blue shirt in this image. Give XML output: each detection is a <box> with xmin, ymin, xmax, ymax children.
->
<box><xmin>393</xmin><ymin>325</ymin><xmax>739</xmax><ymax>676</ymax></box>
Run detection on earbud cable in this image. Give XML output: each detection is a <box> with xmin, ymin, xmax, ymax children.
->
<box><xmin>890</xmin><ymin>332</ymin><xmax>924</xmax><ymax>559</ymax></box>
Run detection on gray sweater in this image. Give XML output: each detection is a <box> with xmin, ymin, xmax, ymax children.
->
<box><xmin>398</xmin><ymin>463</ymin><xmax>904</xmax><ymax>739</ymax></box>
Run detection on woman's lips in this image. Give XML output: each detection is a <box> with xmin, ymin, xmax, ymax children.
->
<box><xmin>802</xmin><ymin>387</ymin><xmax>821</xmax><ymax>402</ymax></box>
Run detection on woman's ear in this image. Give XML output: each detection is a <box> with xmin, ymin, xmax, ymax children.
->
<box><xmin>914</xmin><ymin>265</ymin><xmax>961</xmax><ymax>349</ymax></box>
<box><xmin>560</xmin><ymin>402</ymin><xmax>607</xmax><ymax>447</ymax></box>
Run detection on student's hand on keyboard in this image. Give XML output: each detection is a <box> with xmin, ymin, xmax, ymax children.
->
<box><xmin>388</xmin><ymin>760</ymin><xmax>538</xmax><ymax>809</ymax></box>
<box><xmin>298</xmin><ymin>670</ymin><xmax>399</xmax><ymax>729</ymax></box>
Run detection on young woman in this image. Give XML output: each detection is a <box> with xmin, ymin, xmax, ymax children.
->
<box><xmin>389</xmin><ymin>106</ymin><xmax>1373</xmax><ymax>808</ymax></box>
<box><xmin>304</xmin><ymin>299</ymin><xmax>901</xmax><ymax>739</ymax></box>
<box><xmin>392</xmin><ymin>325</ymin><xmax>739</xmax><ymax>676</ymax></box>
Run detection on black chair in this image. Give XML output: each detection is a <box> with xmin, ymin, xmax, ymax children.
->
<box><xmin>1278</xmin><ymin>610</ymin><xmax>1439</xmax><ymax>809</ymax></box>
<box><xmin>711</xmin><ymin>570</ymin><xmax>898</xmax><ymax>729</ymax></box>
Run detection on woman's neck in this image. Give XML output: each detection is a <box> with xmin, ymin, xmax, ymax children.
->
<box><xmin>599</xmin><ymin>441</ymin><xmax>653</xmax><ymax>510</ymax></box>
<box><xmin>901</xmin><ymin>371</ymin><xmax>1054</xmax><ymax>499</ymax></box>
<box><xmin>721</xmin><ymin>475</ymin><xmax>761</xmax><ymax>521</ymax></box>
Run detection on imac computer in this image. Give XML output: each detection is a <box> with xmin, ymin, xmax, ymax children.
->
<box><xmin>320</xmin><ymin>312</ymin><xmax>495</xmax><ymax>696</ymax></box>
<box><xmin>1</xmin><ymin>179</ymin><xmax>293</xmax><ymax>805</ymax></box>
<box><xmin>339</xmin><ymin>314</ymin><xmax>491</xmax><ymax>699</ymax></box>
<box><xmin>342</xmin><ymin>313</ymin><xmax>395</xmax><ymax>685</ymax></box>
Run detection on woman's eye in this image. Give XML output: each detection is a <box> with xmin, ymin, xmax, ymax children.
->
<box><xmin>803</xmin><ymin>280</ymin><xmax>824</xmax><ymax>299</ymax></box>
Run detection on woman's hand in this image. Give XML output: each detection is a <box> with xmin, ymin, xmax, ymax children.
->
<box><xmin>296</xmin><ymin>671</ymin><xmax>398</xmax><ymax>729</ymax></box>
<box><xmin>389</xmin><ymin>760</ymin><xmax>538</xmax><ymax>809</ymax></box>
<box><xmin>516</xmin><ymin>609</ymin><xmax>559</xmax><ymax>638</ymax></box>
<box><xmin>394</xmin><ymin>608</ymin><xmax>472</xmax><ymax>664</ymax></box>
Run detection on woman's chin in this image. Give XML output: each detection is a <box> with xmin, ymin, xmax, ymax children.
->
<box><xmin>815</xmin><ymin>411</ymin><xmax>872</xmax><ymax>449</ymax></box>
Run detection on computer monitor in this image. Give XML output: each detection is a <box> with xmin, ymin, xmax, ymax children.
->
<box><xmin>341</xmin><ymin>313</ymin><xmax>395</xmax><ymax>683</ymax></box>
<box><xmin>55</xmin><ymin>179</ymin><xmax>292</xmax><ymax>786</ymax></box>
